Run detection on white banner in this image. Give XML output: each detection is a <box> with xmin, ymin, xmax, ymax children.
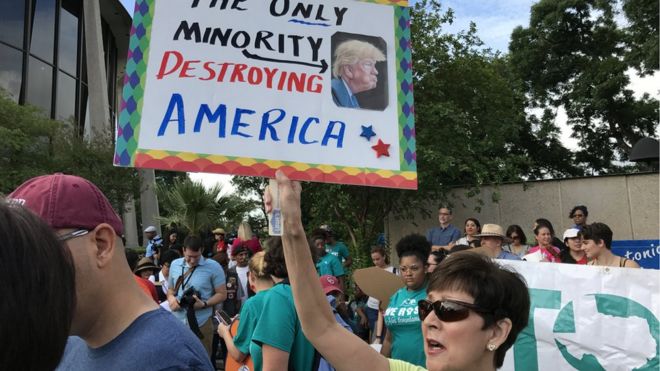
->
<box><xmin>498</xmin><ymin>261</ymin><xmax>659</xmax><ymax>371</ymax></box>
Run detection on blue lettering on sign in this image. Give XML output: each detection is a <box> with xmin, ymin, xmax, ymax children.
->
<box><xmin>612</xmin><ymin>240</ymin><xmax>660</xmax><ymax>269</ymax></box>
<box><xmin>156</xmin><ymin>93</ymin><xmax>347</xmax><ymax>148</ymax></box>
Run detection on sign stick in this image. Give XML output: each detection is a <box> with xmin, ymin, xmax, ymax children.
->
<box><xmin>268</xmin><ymin>179</ymin><xmax>282</xmax><ymax>236</ymax></box>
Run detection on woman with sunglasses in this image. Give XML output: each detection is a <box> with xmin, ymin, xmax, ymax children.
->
<box><xmin>266</xmin><ymin>171</ymin><xmax>531</xmax><ymax>371</ymax></box>
<box><xmin>503</xmin><ymin>225</ymin><xmax>530</xmax><ymax>258</ymax></box>
<box><xmin>380</xmin><ymin>234</ymin><xmax>431</xmax><ymax>366</ymax></box>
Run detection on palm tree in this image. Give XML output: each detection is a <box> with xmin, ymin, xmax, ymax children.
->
<box><xmin>157</xmin><ymin>178</ymin><xmax>255</xmax><ymax>235</ymax></box>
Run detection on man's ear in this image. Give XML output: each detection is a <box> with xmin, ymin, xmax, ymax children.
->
<box><xmin>92</xmin><ymin>223</ymin><xmax>117</xmax><ymax>268</ymax></box>
<box><xmin>342</xmin><ymin>65</ymin><xmax>354</xmax><ymax>79</ymax></box>
<box><xmin>488</xmin><ymin>318</ymin><xmax>512</xmax><ymax>350</ymax></box>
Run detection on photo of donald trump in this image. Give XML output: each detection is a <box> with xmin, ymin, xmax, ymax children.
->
<box><xmin>331</xmin><ymin>39</ymin><xmax>386</xmax><ymax>109</ymax></box>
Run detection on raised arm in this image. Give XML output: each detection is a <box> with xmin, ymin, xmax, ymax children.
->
<box><xmin>269</xmin><ymin>171</ymin><xmax>390</xmax><ymax>371</ymax></box>
<box><xmin>217</xmin><ymin>323</ymin><xmax>247</xmax><ymax>363</ymax></box>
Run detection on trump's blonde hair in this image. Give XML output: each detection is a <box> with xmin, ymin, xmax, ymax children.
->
<box><xmin>332</xmin><ymin>39</ymin><xmax>386</xmax><ymax>78</ymax></box>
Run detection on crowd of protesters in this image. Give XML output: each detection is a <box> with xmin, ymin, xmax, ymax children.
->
<box><xmin>0</xmin><ymin>172</ymin><xmax>643</xmax><ymax>370</ymax></box>
<box><xmin>425</xmin><ymin>204</ymin><xmax>639</xmax><ymax>268</ymax></box>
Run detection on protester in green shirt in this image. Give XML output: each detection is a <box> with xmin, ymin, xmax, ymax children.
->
<box><xmin>381</xmin><ymin>234</ymin><xmax>429</xmax><ymax>366</ymax></box>
<box><xmin>312</xmin><ymin>235</ymin><xmax>345</xmax><ymax>291</ymax></box>
<box><xmin>265</xmin><ymin>171</ymin><xmax>531</xmax><ymax>371</ymax></box>
<box><xmin>217</xmin><ymin>251</ymin><xmax>273</xmax><ymax>367</ymax></box>
<box><xmin>321</xmin><ymin>226</ymin><xmax>353</xmax><ymax>268</ymax></box>
<box><xmin>250</xmin><ymin>238</ymin><xmax>316</xmax><ymax>371</ymax></box>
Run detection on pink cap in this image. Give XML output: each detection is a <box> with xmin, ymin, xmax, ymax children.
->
<box><xmin>319</xmin><ymin>275</ymin><xmax>343</xmax><ymax>295</ymax></box>
<box><xmin>8</xmin><ymin>173</ymin><xmax>123</xmax><ymax>235</ymax></box>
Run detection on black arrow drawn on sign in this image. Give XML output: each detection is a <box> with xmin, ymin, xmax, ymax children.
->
<box><xmin>242</xmin><ymin>50</ymin><xmax>328</xmax><ymax>74</ymax></box>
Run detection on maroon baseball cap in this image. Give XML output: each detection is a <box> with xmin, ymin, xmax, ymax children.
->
<box><xmin>8</xmin><ymin>173</ymin><xmax>124</xmax><ymax>235</ymax></box>
<box><xmin>319</xmin><ymin>275</ymin><xmax>343</xmax><ymax>295</ymax></box>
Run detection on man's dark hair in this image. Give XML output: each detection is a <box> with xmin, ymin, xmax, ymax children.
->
<box><xmin>161</xmin><ymin>249</ymin><xmax>181</xmax><ymax>266</ymax></box>
<box><xmin>183</xmin><ymin>235</ymin><xmax>203</xmax><ymax>252</ymax></box>
<box><xmin>310</xmin><ymin>228</ymin><xmax>328</xmax><ymax>241</ymax></box>
<box><xmin>431</xmin><ymin>252</ymin><xmax>530</xmax><ymax>368</ymax></box>
<box><xmin>395</xmin><ymin>233</ymin><xmax>431</xmax><ymax>265</ymax></box>
<box><xmin>438</xmin><ymin>205</ymin><xmax>453</xmax><ymax>214</ymax></box>
<box><xmin>581</xmin><ymin>222</ymin><xmax>613</xmax><ymax>249</ymax></box>
<box><xmin>0</xmin><ymin>202</ymin><xmax>76</xmax><ymax>370</ymax></box>
<box><xmin>569</xmin><ymin>205</ymin><xmax>589</xmax><ymax>218</ymax></box>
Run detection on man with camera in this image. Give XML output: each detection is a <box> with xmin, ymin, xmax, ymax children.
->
<box><xmin>168</xmin><ymin>235</ymin><xmax>227</xmax><ymax>356</ymax></box>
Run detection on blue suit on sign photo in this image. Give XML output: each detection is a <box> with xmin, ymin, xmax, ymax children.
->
<box><xmin>331</xmin><ymin>78</ymin><xmax>360</xmax><ymax>108</ymax></box>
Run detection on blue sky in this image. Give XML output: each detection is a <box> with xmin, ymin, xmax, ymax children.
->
<box><xmin>439</xmin><ymin>0</ymin><xmax>535</xmax><ymax>53</ymax></box>
<box><xmin>118</xmin><ymin>0</ymin><xmax>534</xmax><ymax>53</ymax></box>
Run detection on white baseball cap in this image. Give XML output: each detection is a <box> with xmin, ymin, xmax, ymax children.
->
<box><xmin>563</xmin><ymin>228</ymin><xmax>580</xmax><ymax>241</ymax></box>
<box><xmin>144</xmin><ymin>226</ymin><xmax>157</xmax><ymax>233</ymax></box>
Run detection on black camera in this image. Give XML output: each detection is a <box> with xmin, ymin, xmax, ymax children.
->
<box><xmin>179</xmin><ymin>286</ymin><xmax>200</xmax><ymax>308</ymax></box>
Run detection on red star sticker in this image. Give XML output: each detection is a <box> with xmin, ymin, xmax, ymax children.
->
<box><xmin>371</xmin><ymin>139</ymin><xmax>390</xmax><ymax>158</ymax></box>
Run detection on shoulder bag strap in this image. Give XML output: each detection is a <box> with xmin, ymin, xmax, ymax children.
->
<box><xmin>173</xmin><ymin>265</ymin><xmax>197</xmax><ymax>295</ymax></box>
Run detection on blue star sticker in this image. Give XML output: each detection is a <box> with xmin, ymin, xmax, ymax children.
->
<box><xmin>360</xmin><ymin>125</ymin><xmax>376</xmax><ymax>141</ymax></box>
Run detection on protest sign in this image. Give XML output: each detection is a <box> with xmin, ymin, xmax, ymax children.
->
<box><xmin>612</xmin><ymin>240</ymin><xmax>660</xmax><ymax>269</ymax></box>
<box><xmin>499</xmin><ymin>261</ymin><xmax>659</xmax><ymax>370</ymax></box>
<box><xmin>114</xmin><ymin>0</ymin><xmax>416</xmax><ymax>189</ymax></box>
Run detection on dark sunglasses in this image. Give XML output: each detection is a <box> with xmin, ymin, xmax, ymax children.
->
<box><xmin>418</xmin><ymin>299</ymin><xmax>491</xmax><ymax>322</ymax></box>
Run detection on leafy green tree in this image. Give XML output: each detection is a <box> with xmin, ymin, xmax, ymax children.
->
<box><xmin>509</xmin><ymin>0</ymin><xmax>659</xmax><ymax>171</ymax></box>
<box><xmin>0</xmin><ymin>93</ymin><xmax>139</xmax><ymax>212</ymax></box>
<box><xmin>0</xmin><ymin>93</ymin><xmax>58</xmax><ymax>193</ymax></box>
<box><xmin>158</xmin><ymin>177</ymin><xmax>256</xmax><ymax>235</ymax></box>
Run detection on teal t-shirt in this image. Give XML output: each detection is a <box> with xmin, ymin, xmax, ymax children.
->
<box><xmin>326</xmin><ymin>241</ymin><xmax>350</xmax><ymax>262</ymax></box>
<box><xmin>316</xmin><ymin>253</ymin><xmax>345</xmax><ymax>277</ymax></box>
<box><xmin>384</xmin><ymin>283</ymin><xmax>427</xmax><ymax>367</ymax></box>
<box><xmin>251</xmin><ymin>283</ymin><xmax>315</xmax><ymax>371</ymax></box>
<box><xmin>233</xmin><ymin>290</ymin><xmax>268</xmax><ymax>365</ymax></box>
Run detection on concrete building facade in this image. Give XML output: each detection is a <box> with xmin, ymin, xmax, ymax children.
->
<box><xmin>387</xmin><ymin>173</ymin><xmax>659</xmax><ymax>250</ymax></box>
<box><xmin>0</xmin><ymin>0</ymin><xmax>159</xmax><ymax>246</ymax></box>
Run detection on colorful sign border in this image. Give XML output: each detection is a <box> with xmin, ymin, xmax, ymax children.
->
<box><xmin>114</xmin><ymin>0</ymin><xmax>416</xmax><ymax>189</ymax></box>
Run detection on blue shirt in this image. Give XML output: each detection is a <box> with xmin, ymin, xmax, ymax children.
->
<box><xmin>145</xmin><ymin>235</ymin><xmax>162</xmax><ymax>257</ymax></box>
<box><xmin>497</xmin><ymin>250</ymin><xmax>523</xmax><ymax>260</ymax></box>
<box><xmin>426</xmin><ymin>225</ymin><xmax>461</xmax><ymax>246</ymax></box>
<box><xmin>168</xmin><ymin>256</ymin><xmax>226</xmax><ymax>326</ymax></box>
<box><xmin>56</xmin><ymin>309</ymin><xmax>213</xmax><ymax>370</ymax></box>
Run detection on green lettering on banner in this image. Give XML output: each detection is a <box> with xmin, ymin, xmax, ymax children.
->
<box><xmin>513</xmin><ymin>288</ymin><xmax>561</xmax><ymax>370</ymax></box>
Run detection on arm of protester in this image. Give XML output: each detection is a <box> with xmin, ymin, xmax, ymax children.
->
<box><xmin>208</xmin><ymin>285</ymin><xmax>227</xmax><ymax>307</ymax></box>
<box><xmin>432</xmin><ymin>244</ymin><xmax>452</xmax><ymax>252</ymax></box>
<box><xmin>166</xmin><ymin>288</ymin><xmax>181</xmax><ymax>312</ymax></box>
<box><xmin>380</xmin><ymin>329</ymin><xmax>392</xmax><ymax>357</ymax></box>
<box><xmin>261</xmin><ymin>345</ymin><xmax>289</xmax><ymax>371</ymax></box>
<box><xmin>373</xmin><ymin>310</ymin><xmax>384</xmax><ymax>343</ymax></box>
<box><xmin>217</xmin><ymin>323</ymin><xmax>247</xmax><ymax>363</ymax></box>
<box><xmin>356</xmin><ymin>305</ymin><xmax>368</xmax><ymax>329</ymax></box>
<box><xmin>268</xmin><ymin>171</ymin><xmax>389</xmax><ymax>371</ymax></box>
<box><xmin>343</xmin><ymin>255</ymin><xmax>353</xmax><ymax>268</ymax></box>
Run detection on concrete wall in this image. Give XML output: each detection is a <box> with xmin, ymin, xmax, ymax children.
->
<box><xmin>386</xmin><ymin>173</ymin><xmax>659</xmax><ymax>250</ymax></box>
